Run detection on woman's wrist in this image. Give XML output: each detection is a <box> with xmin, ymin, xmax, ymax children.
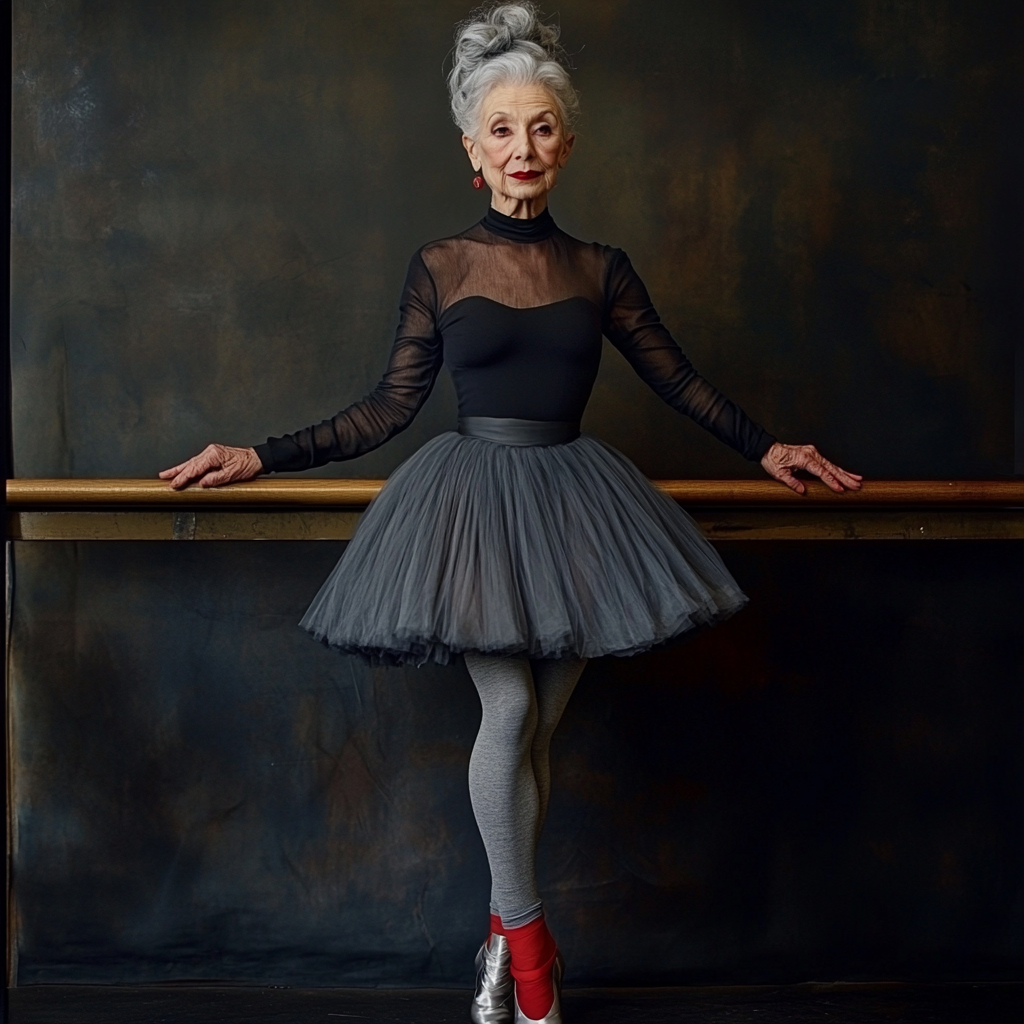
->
<box><xmin>250</xmin><ymin>444</ymin><xmax>273</xmax><ymax>475</ymax></box>
<box><xmin>245</xmin><ymin>447</ymin><xmax>265</xmax><ymax>477</ymax></box>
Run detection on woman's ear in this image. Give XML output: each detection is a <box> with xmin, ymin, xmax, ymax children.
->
<box><xmin>462</xmin><ymin>134</ymin><xmax>480</xmax><ymax>171</ymax></box>
<box><xmin>559</xmin><ymin>133</ymin><xmax>576</xmax><ymax>169</ymax></box>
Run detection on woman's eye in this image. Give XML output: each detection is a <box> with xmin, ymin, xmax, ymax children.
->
<box><xmin>493</xmin><ymin>126</ymin><xmax>511</xmax><ymax>136</ymax></box>
<box><xmin>534</xmin><ymin>124</ymin><xmax>553</xmax><ymax>136</ymax></box>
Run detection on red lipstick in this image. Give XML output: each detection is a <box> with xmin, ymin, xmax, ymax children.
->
<box><xmin>509</xmin><ymin>170</ymin><xmax>542</xmax><ymax>180</ymax></box>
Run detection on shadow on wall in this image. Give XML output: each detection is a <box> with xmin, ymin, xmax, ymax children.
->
<box><xmin>10</xmin><ymin>541</ymin><xmax>1024</xmax><ymax>985</ymax></box>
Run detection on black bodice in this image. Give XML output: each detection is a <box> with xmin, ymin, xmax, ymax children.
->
<box><xmin>254</xmin><ymin>206</ymin><xmax>775</xmax><ymax>472</ymax></box>
<box><xmin>442</xmin><ymin>296</ymin><xmax>602</xmax><ymax>421</ymax></box>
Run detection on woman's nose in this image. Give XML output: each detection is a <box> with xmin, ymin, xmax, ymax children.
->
<box><xmin>514</xmin><ymin>128</ymin><xmax>536</xmax><ymax>162</ymax></box>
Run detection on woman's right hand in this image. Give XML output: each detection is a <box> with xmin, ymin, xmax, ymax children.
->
<box><xmin>159</xmin><ymin>444</ymin><xmax>264</xmax><ymax>490</ymax></box>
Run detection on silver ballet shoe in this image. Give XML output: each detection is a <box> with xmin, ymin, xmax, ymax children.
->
<box><xmin>512</xmin><ymin>953</ymin><xmax>564</xmax><ymax>1024</ymax></box>
<box><xmin>471</xmin><ymin>933</ymin><xmax>514</xmax><ymax>1024</ymax></box>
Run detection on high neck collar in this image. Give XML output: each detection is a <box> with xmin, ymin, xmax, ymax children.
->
<box><xmin>482</xmin><ymin>205</ymin><xmax>556</xmax><ymax>243</ymax></box>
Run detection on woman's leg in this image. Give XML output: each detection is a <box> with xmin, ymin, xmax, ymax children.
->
<box><xmin>465</xmin><ymin>653</ymin><xmax>587</xmax><ymax>1020</ymax></box>
<box><xmin>465</xmin><ymin>653</ymin><xmax>544</xmax><ymax>928</ymax></box>
<box><xmin>465</xmin><ymin>654</ymin><xmax>589</xmax><ymax>924</ymax></box>
<box><xmin>530</xmin><ymin>657</ymin><xmax>587</xmax><ymax>838</ymax></box>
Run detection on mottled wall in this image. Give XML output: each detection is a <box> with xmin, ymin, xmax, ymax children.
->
<box><xmin>11</xmin><ymin>0</ymin><xmax>1022</xmax><ymax>479</ymax></box>
<box><xmin>11</xmin><ymin>541</ymin><xmax>1024</xmax><ymax>985</ymax></box>
<box><xmin>9</xmin><ymin>0</ymin><xmax>1024</xmax><ymax>988</ymax></box>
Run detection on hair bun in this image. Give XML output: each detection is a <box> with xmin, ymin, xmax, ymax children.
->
<box><xmin>487</xmin><ymin>2</ymin><xmax>560</xmax><ymax>53</ymax></box>
<box><xmin>448</xmin><ymin>3</ymin><xmax>579</xmax><ymax>136</ymax></box>
<box><xmin>454</xmin><ymin>3</ymin><xmax>563</xmax><ymax>75</ymax></box>
<box><xmin>481</xmin><ymin>25</ymin><xmax>516</xmax><ymax>60</ymax></box>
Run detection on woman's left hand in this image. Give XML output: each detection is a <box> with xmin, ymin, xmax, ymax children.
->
<box><xmin>761</xmin><ymin>442</ymin><xmax>863</xmax><ymax>494</ymax></box>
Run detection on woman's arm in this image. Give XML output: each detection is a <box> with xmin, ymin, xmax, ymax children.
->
<box><xmin>601</xmin><ymin>249</ymin><xmax>860</xmax><ymax>493</ymax></box>
<box><xmin>160</xmin><ymin>252</ymin><xmax>442</xmax><ymax>489</ymax></box>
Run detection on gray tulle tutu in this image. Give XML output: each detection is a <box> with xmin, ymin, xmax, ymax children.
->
<box><xmin>299</xmin><ymin>432</ymin><xmax>747</xmax><ymax>666</ymax></box>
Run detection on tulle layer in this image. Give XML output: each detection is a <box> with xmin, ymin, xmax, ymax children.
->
<box><xmin>299</xmin><ymin>432</ymin><xmax>747</xmax><ymax>666</ymax></box>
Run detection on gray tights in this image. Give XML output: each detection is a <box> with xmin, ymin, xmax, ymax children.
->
<box><xmin>464</xmin><ymin>653</ymin><xmax>587</xmax><ymax>929</ymax></box>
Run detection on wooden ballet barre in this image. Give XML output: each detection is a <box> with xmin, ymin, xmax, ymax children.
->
<box><xmin>7</xmin><ymin>479</ymin><xmax>1023</xmax><ymax>541</ymax></box>
<box><xmin>7</xmin><ymin>478</ymin><xmax>1024</xmax><ymax>507</ymax></box>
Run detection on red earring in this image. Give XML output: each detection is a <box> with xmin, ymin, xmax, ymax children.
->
<box><xmin>472</xmin><ymin>173</ymin><xmax>485</xmax><ymax>190</ymax></box>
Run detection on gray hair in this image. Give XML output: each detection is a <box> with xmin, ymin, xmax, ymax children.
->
<box><xmin>447</xmin><ymin>3</ymin><xmax>579</xmax><ymax>138</ymax></box>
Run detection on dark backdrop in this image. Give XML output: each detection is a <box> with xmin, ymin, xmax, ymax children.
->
<box><xmin>9</xmin><ymin>0</ymin><xmax>1024</xmax><ymax>987</ymax></box>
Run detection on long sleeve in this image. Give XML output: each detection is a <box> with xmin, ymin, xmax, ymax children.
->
<box><xmin>601</xmin><ymin>249</ymin><xmax>776</xmax><ymax>462</ymax></box>
<box><xmin>254</xmin><ymin>252</ymin><xmax>443</xmax><ymax>473</ymax></box>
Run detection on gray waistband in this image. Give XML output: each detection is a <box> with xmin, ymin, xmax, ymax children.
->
<box><xmin>458</xmin><ymin>417</ymin><xmax>581</xmax><ymax>446</ymax></box>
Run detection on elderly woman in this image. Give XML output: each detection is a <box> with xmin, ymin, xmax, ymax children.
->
<box><xmin>161</xmin><ymin>4</ymin><xmax>860</xmax><ymax>1022</ymax></box>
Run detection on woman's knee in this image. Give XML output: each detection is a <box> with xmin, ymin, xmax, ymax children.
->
<box><xmin>484</xmin><ymin>685</ymin><xmax>538</xmax><ymax>746</ymax></box>
<box><xmin>466</xmin><ymin>654</ymin><xmax>541</xmax><ymax>748</ymax></box>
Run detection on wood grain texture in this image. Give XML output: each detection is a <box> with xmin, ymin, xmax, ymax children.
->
<box><xmin>8</xmin><ymin>511</ymin><xmax>363</xmax><ymax>541</ymax></box>
<box><xmin>9</xmin><ymin>509</ymin><xmax>1023</xmax><ymax>541</ymax></box>
<box><xmin>693</xmin><ymin>510</ymin><xmax>1024</xmax><ymax>541</ymax></box>
<box><xmin>5</xmin><ymin>478</ymin><xmax>387</xmax><ymax>506</ymax></box>
<box><xmin>7</xmin><ymin>478</ymin><xmax>1024</xmax><ymax>507</ymax></box>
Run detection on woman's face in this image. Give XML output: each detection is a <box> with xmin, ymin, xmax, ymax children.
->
<box><xmin>462</xmin><ymin>82</ymin><xmax>575</xmax><ymax>217</ymax></box>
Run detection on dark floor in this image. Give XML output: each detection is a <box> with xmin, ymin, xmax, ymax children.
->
<box><xmin>7</xmin><ymin>983</ymin><xmax>1023</xmax><ymax>1024</ymax></box>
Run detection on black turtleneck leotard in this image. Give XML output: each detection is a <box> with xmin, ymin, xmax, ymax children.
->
<box><xmin>253</xmin><ymin>207</ymin><xmax>775</xmax><ymax>473</ymax></box>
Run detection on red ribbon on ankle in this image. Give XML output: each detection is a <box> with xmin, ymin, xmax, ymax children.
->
<box><xmin>509</xmin><ymin>949</ymin><xmax>557</xmax><ymax>983</ymax></box>
<box><xmin>504</xmin><ymin>915</ymin><xmax>558</xmax><ymax>982</ymax></box>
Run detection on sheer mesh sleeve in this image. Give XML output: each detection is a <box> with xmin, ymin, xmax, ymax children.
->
<box><xmin>602</xmin><ymin>249</ymin><xmax>776</xmax><ymax>462</ymax></box>
<box><xmin>253</xmin><ymin>252</ymin><xmax>443</xmax><ymax>473</ymax></box>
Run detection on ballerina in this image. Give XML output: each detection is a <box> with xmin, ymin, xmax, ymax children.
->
<box><xmin>160</xmin><ymin>4</ymin><xmax>861</xmax><ymax>1021</ymax></box>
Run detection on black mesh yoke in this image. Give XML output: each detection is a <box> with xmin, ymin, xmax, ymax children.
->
<box><xmin>254</xmin><ymin>207</ymin><xmax>776</xmax><ymax>472</ymax></box>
